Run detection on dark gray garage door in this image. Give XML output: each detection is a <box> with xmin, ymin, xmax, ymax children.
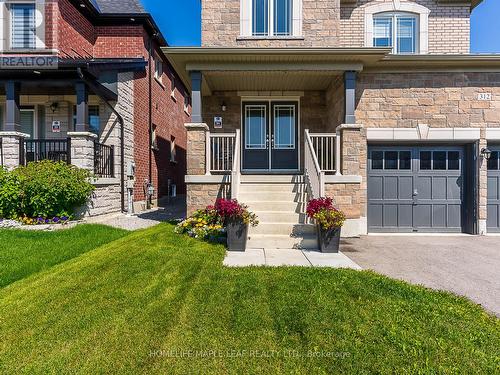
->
<box><xmin>487</xmin><ymin>148</ymin><xmax>500</xmax><ymax>232</ymax></box>
<box><xmin>368</xmin><ymin>146</ymin><xmax>465</xmax><ymax>233</ymax></box>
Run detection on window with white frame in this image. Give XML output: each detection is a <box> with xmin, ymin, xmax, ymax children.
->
<box><xmin>241</xmin><ymin>0</ymin><xmax>301</xmax><ymax>37</ymax></box>
<box><xmin>373</xmin><ymin>12</ymin><xmax>418</xmax><ymax>54</ymax></box>
<box><xmin>10</xmin><ymin>3</ymin><xmax>36</xmax><ymax>49</ymax></box>
<box><xmin>170</xmin><ymin>136</ymin><xmax>176</xmax><ymax>162</ymax></box>
<box><xmin>154</xmin><ymin>55</ymin><xmax>163</xmax><ymax>82</ymax></box>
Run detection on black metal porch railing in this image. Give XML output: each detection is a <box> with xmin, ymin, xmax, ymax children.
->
<box><xmin>23</xmin><ymin>139</ymin><xmax>71</xmax><ymax>165</ymax></box>
<box><xmin>94</xmin><ymin>142</ymin><xmax>115</xmax><ymax>178</ymax></box>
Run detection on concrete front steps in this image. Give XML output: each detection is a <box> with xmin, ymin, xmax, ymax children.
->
<box><xmin>239</xmin><ymin>176</ymin><xmax>319</xmax><ymax>250</ymax></box>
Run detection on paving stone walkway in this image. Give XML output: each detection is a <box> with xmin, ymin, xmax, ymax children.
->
<box><xmin>223</xmin><ymin>248</ymin><xmax>362</xmax><ymax>269</ymax></box>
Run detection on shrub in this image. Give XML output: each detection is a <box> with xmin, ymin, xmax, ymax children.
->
<box><xmin>5</xmin><ymin>161</ymin><xmax>95</xmax><ymax>220</ymax></box>
<box><xmin>215</xmin><ymin>198</ymin><xmax>259</xmax><ymax>226</ymax></box>
<box><xmin>0</xmin><ymin>167</ymin><xmax>21</xmax><ymax>219</ymax></box>
<box><xmin>306</xmin><ymin>197</ymin><xmax>346</xmax><ymax>230</ymax></box>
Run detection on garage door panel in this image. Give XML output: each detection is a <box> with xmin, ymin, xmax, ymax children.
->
<box><xmin>368</xmin><ymin>204</ymin><xmax>383</xmax><ymax>227</ymax></box>
<box><xmin>399</xmin><ymin>205</ymin><xmax>413</xmax><ymax>227</ymax></box>
<box><xmin>384</xmin><ymin>177</ymin><xmax>399</xmax><ymax>199</ymax></box>
<box><xmin>368</xmin><ymin>176</ymin><xmax>383</xmax><ymax>200</ymax></box>
<box><xmin>432</xmin><ymin>177</ymin><xmax>447</xmax><ymax>200</ymax></box>
<box><xmin>487</xmin><ymin>205</ymin><xmax>499</xmax><ymax>230</ymax></box>
<box><xmin>369</xmin><ymin>146</ymin><xmax>465</xmax><ymax>233</ymax></box>
<box><xmin>448</xmin><ymin>205</ymin><xmax>462</xmax><ymax>227</ymax></box>
<box><xmin>448</xmin><ymin>177</ymin><xmax>462</xmax><ymax>200</ymax></box>
<box><xmin>487</xmin><ymin>177</ymin><xmax>498</xmax><ymax>200</ymax></box>
<box><xmin>487</xmin><ymin>149</ymin><xmax>500</xmax><ymax>232</ymax></box>
<box><xmin>399</xmin><ymin>177</ymin><xmax>413</xmax><ymax>200</ymax></box>
<box><xmin>433</xmin><ymin>204</ymin><xmax>447</xmax><ymax>228</ymax></box>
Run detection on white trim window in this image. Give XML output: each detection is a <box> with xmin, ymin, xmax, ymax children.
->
<box><xmin>373</xmin><ymin>13</ymin><xmax>418</xmax><ymax>54</ymax></box>
<box><xmin>364</xmin><ymin>2</ymin><xmax>429</xmax><ymax>55</ymax></box>
<box><xmin>154</xmin><ymin>55</ymin><xmax>163</xmax><ymax>82</ymax></box>
<box><xmin>10</xmin><ymin>3</ymin><xmax>36</xmax><ymax>49</ymax></box>
<box><xmin>241</xmin><ymin>0</ymin><xmax>302</xmax><ymax>37</ymax></box>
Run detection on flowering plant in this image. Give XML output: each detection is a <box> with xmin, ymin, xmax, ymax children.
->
<box><xmin>306</xmin><ymin>197</ymin><xmax>346</xmax><ymax>230</ymax></box>
<box><xmin>174</xmin><ymin>207</ymin><xmax>225</xmax><ymax>240</ymax></box>
<box><xmin>19</xmin><ymin>216</ymin><xmax>71</xmax><ymax>226</ymax></box>
<box><xmin>215</xmin><ymin>198</ymin><xmax>259</xmax><ymax>226</ymax></box>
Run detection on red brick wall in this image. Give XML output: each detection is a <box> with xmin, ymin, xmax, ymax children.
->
<box><xmin>50</xmin><ymin>0</ymin><xmax>190</xmax><ymax>203</ymax></box>
<box><xmin>133</xmin><ymin>34</ymin><xmax>190</xmax><ymax>203</ymax></box>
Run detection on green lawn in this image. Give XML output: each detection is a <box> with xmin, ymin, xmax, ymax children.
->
<box><xmin>0</xmin><ymin>224</ymin><xmax>498</xmax><ymax>374</ymax></box>
<box><xmin>0</xmin><ymin>224</ymin><xmax>129</xmax><ymax>288</ymax></box>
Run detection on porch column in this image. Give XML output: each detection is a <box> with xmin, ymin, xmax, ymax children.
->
<box><xmin>5</xmin><ymin>81</ymin><xmax>21</xmax><ymax>132</ymax></box>
<box><xmin>190</xmin><ymin>71</ymin><xmax>203</xmax><ymax>123</ymax></box>
<box><xmin>344</xmin><ymin>71</ymin><xmax>357</xmax><ymax>124</ymax></box>
<box><xmin>75</xmin><ymin>82</ymin><xmax>89</xmax><ymax>133</ymax></box>
<box><xmin>0</xmin><ymin>81</ymin><xmax>26</xmax><ymax>170</ymax></box>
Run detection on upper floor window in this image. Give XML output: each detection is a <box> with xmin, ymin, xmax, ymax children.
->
<box><xmin>365</xmin><ymin>2</ymin><xmax>429</xmax><ymax>55</ymax></box>
<box><xmin>253</xmin><ymin>0</ymin><xmax>292</xmax><ymax>36</ymax></box>
<box><xmin>154</xmin><ymin>55</ymin><xmax>163</xmax><ymax>82</ymax></box>
<box><xmin>373</xmin><ymin>13</ymin><xmax>418</xmax><ymax>54</ymax></box>
<box><xmin>241</xmin><ymin>0</ymin><xmax>301</xmax><ymax>38</ymax></box>
<box><xmin>10</xmin><ymin>3</ymin><xmax>36</xmax><ymax>49</ymax></box>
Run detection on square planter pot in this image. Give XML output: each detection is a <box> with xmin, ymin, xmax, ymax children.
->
<box><xmin>317</xmin><ymin>226</ymin><xmax>342</xmax><ymax>253</ymax></box>
<box><xmin>227</xmin><ymin>221</ymin><xmax>249</xmax><ymax>251</ymax></box>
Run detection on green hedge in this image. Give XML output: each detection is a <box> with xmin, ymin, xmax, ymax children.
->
<box><xmin>0</xmin><ymin>161</ymin><xmax>95</xmax><ymax>220</ymax></box>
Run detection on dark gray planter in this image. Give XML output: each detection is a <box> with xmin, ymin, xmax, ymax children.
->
<box><xmin>227</xmin><ymin>221</ymin><xmax>248</xmax><ymax>251</ymax></box>
<box><xmin>317</xmin><ymin>226</ymin><xmax>342</xmax><ymax>253</ymax></box>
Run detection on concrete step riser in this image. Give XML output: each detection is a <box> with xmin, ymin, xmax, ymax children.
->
<box><xmin>247</xmin><ymin>236</ymin><xmax>318</xmax><ymax>250</ymax></box>
<box><xmin>239</xmin><ymin>184</ymin><xmax>307</xmax><ymax>193</ymax></box>
<box><xmin>239</xmin><ymin>192</ymin><xmax>305</xmax><ymax>202</ymax></box>
<box><xmin>247</xmin><ymin>201</ymin><xmax>305</xmax><ymax>212</ymax></box>
<box><xmin>254</xmin><ymin>212</ymin><xmax>309</xmax><ymax>223</ymax></box>
<box><xmin>249</xmin><ymin>223</ymin><xmax>317</xmax><ymax>236</ymax></box>
<box><xmin>241</xmin><ymin>175</ymin><xmax>305</xmax><ymax>184</ymax></box>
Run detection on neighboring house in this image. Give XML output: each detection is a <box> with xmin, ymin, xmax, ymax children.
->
<box><xmin>0</xmin><ymin>0</ymin><xmax>189</xmax><ymax>216</ymax></box>
<box><xmin>166</xmin><ymin>0</ymin><xmax>500</xmax><ymax>249</ymax></box>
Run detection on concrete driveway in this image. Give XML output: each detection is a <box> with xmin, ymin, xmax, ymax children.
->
<box><xmin>342</xmin><ymin>235</ymin><xmax>500</xmax><ymax>316</ymax></box>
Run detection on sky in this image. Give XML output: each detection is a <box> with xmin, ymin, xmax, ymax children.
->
<box><xmin>142</xmin><ymin>0</ymin><xmax>500</xmax><ymax>53</ymax></box>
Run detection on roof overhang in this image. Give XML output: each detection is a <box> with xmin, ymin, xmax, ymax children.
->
<box><xmin>164</xmin><ymin>47</ymin><xmax>500</xmax><ymax>94</ymax></box>
<box><xmin>366</xmin><ymin>54</ymin><xmax>500</xmax><ymax>73</ymax></box>
<box><xmin>163</xmin><ymin>47</ymin><xmax>391</xmax><ymax>93</ymax></box>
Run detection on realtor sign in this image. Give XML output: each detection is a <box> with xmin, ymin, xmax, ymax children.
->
<box><xmin>0</xmin><ymin>56</ymin><xmax>58</xmax><ymax>69</ymax></box>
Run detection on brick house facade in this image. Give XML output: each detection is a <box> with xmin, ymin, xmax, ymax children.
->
<box><xmin>166</xmin><ymin>0</ymin><xmax>500</xmax><ymax>248</ymax></box>
<box><xmin>0</xmin><ymin>0</ymin><xmax>189</xmax><ymax>216</ymax></box>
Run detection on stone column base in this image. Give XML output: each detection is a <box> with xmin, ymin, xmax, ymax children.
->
<box><xmin>68</xmin><ymin>132</ymin><xmax>97</xmax><ymax>172</ymax></box>
<box><xmin>0</xmin><ymin>131</ymin><xmax>30</xmax><ymax>170</ymax></box>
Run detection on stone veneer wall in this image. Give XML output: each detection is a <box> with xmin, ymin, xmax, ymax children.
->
<box><xmin>356</xmin><ymin>72</ymin><xmax>500</xmax><ymax>128</ymax></box>
<box><xmin>201</xmin><ymin>0</ymin><xmax>340</xmax><ymax>47</ymax></box>
<box><xmin>340</xmin><ymin>0</ymin><xmax>470</xmax><ymax>54</ymax></box>
<box><xmin>187</xmin><ymin>183</ymin><xmax>231</xmax><ymax>217</ymax></box>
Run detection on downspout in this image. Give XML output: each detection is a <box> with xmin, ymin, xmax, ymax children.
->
<box><xmin>77</xmin><ymin>67</ymin><xmax>126</xmax><ymax>213</ymax></box>
<box><xmin>147</xmin><ymin>37</ymin><xmax>154</xmax><ymax>209</ymax></box>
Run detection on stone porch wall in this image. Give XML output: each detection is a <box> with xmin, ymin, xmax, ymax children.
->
<box><xmin>340</xmin><ymin>0</ymin><xmax>470</xmax><ymax>54</ymax></box>
<box><xmin>187</xmin><ymin>183</ymin><xmax>231</xmax><ymax>217</ymax></box>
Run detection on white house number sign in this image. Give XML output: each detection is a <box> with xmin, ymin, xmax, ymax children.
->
<box><xmin>478</xmin><ymin>93</ymin><xmax>492</xmax><ymax>101</ymax></box>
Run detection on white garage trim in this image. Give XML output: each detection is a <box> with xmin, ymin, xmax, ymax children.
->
<box><xmin>485</xmin><ymin>128</ymin><xmax>500</xmax><ymax>140</ymax></box>
<box><xmin>367</xmin><ymin>127</ymin><xmax>481</xmax><ymax>141</ymax></box>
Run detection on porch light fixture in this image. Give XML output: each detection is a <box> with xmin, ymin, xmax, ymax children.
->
<box><xmin>221</xmin><ymin>102</ymin><xmax>227</xmax><ymax>112</ymax></box>
<box><xmin>50</xmin><ymin>102</ymin><xmax>59</xmax><ymax>113</ymax></box>
<box><xmin>481</xmin><ymin>147</ymin><xmax>492</xmax><ymax>161</ymax></box>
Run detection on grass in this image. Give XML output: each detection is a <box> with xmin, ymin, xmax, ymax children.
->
<box><xmin>0</xmin><ymin>224</ymin><xmax>129</xmax><ymax>288</ymax></box>
<box><xmin>0</xmin><ymin>223</ymin><xmax>498</xmax><ymax>374</ymax></box>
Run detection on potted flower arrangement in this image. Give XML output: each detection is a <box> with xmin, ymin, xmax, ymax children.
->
<box><xmin>215</xmin><ymin>198</ymin><xmax>259</xmax><ymax>251</ymax></box>
<box><xmin>174</xmin><ymin>206</ymin><xmax>225</xmax><ymax>242</ymax></box>
<box><xmin>306</xmin><ymin>197</ymin><xmax>346</xmax><ymax>253</ymax></box>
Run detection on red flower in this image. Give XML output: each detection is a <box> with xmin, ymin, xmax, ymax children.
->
<box><xmin>306</xmin><ymin>197</ymin><xmax>334</xmax><ymax>219</ymax></box>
